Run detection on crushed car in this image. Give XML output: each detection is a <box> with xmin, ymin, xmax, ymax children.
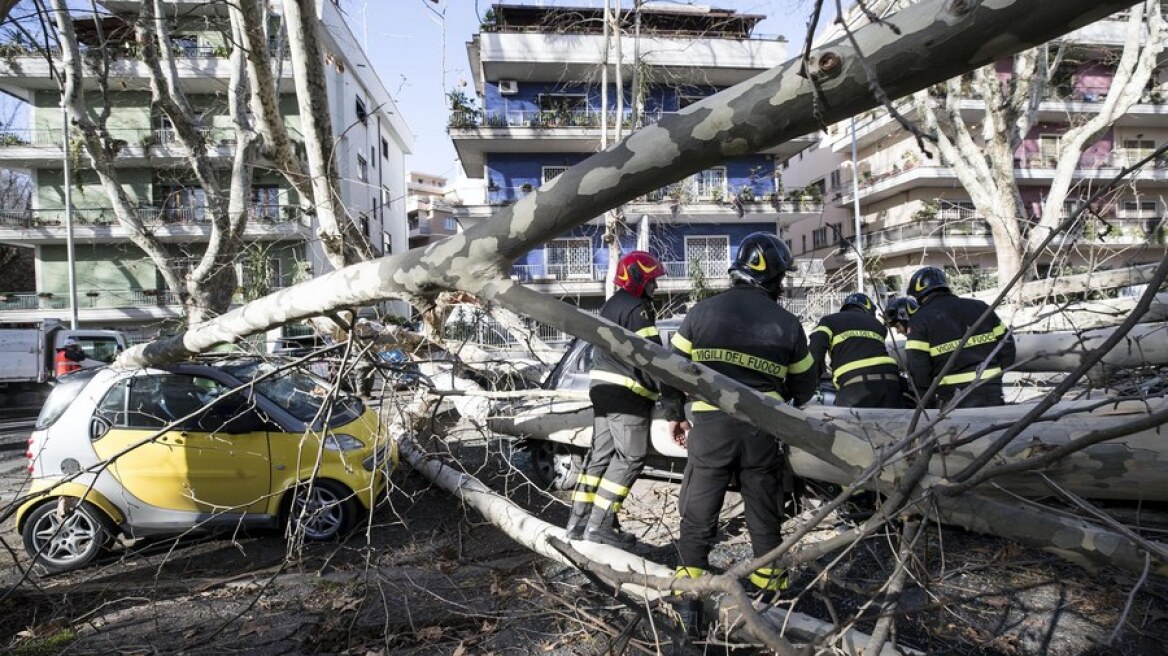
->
<box><xmin>18</xmin><ymin>356</ymin><xmax>396</xmax><ymax>572</ymax></box>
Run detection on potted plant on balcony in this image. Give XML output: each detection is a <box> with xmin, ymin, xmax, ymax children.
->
<box><xmin>37</xmin><ymin>291</ymin><xmax>53</xmax><ymax>299</ymax></box>
<box><xmin>913</xmin><ymin>200</ymin><xmax>940</xmax><ymax>221</ymax></box>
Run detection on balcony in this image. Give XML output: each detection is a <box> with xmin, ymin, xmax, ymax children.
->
<box><xmin>450</xmin><ymin>107</ymin><xmax>816</xmax><ymax>175</ymax></box>
<box><xmin>0</xmin><ymin>127</ymin><xmax>246</xmax><ymax>167</ymax></box>
<box><xmin>0</xmin><ymin>205</ymin><xmax>308</xmax><ymax>245</ymax></box>
<box><xmin>474</xmin><ymin>30</ymin><xmax>787</xmax><ymax>91</ymax></box>
<box><xmin>859</xmin><ymin>216</ymin><xmax>1168</xmax><ymax>257</ymax></box>
<box><xmin>507</xmin><ymin>257</ymin><xmax>825</xmax><ymax>296</ymax></box>
<box><xmin>0</xmin><ymin>286</ymin><xmax>288</xmax><ymax>323</ymax></box>
<box><xmin>0</xmin><ymin>43</ymin><xmax>292</xmax><ymax>96</ymax></box>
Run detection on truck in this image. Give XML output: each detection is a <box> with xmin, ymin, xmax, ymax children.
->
<box><xmin>0</xmin><ymin>320</ymin><xmax>127</xmax><ymax>407</ymax></box>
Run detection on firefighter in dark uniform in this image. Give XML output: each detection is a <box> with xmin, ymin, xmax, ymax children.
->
<box><xmin>905</xmin><ymin>266</ymin><xmax>1016</xmax><ymax>408</ymax></box>
<box><xmin>884</xmin><ymin>296</ymin><xmax>919</xmax><ymax>337</ymax></box>
<box><xmin>659</xmin><ymin>232</ymin><xmax>817</xmax><ymax>629</ymax></box>
<box><xmin>565</xmin><ymin>250</ymin><xmax>665</xmax><ymax>547</ymax></box>
<box><xmin>809</xmin><ymin>292</ymin><xmax>903</xmax><ymax>408</ymax></box>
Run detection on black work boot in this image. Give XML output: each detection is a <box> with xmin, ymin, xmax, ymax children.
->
<box><xmin>670</xmin><ymin>598</ymin><xmax>703</xmax><ymax>639</ymax></box>
<box><xmin>564</xmin><ymin>501</ymin><xmax>591</xmax><ymax>540</ymax></box>
<box><xmin>582</xmin><ymin>507</ymin><xmax>637</xmax><ymax>548</ymax></box>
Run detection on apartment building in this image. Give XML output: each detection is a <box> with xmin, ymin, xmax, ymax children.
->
<box><xmin>449</xmin><ymin>2</ymin><xmax>823</xmax><ymax>313</ymax></box>
<box><xmin>0</xmin><ymin>0</ymin><xmax>412</xmax><ymax>340</ymax></box>
<box><xmin>406</xmin><ymin>172</ymin><xmax>460</xmax><ymax>248</ymax></box>
<box><xmin>782</xmin><ymin>6</ymin><xmax>1168</xmax><ymax>298</ymax></box>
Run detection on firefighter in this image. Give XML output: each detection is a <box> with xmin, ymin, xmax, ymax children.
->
<box><xmin>54</xmin><ymin>338</ymin><xmax>86</xmax><ymax>377</ymax></box>
<box><xmin>659</xmin><ymin>232</ymin><xmax>817</xmax><ymax>631</ymax></box>
<box><xmin>884</xmin><ymin>296</ymin><xmax>919</xmax><ymax>337</ymax></box>
<box><xmin>565</xmin><ymin>250</ymin><xmax>665</xmax><ymax>547</ymax></box>
<box><xmin>904</xmin><ymin>266</ymin><xmax>1016</xmax><ymax>408</ymax></box>
<box><xmin>809</xmin><ymin>292</ymin><xmax>903</xmax><ymax>408</ymax></box>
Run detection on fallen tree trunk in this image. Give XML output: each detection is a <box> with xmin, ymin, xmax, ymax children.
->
<box><xmin>491</xmin><ymin>397</ymin><xmax>1168</xmax><ymax>503</ymax></box>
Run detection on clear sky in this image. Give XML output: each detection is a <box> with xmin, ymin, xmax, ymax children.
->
<box><xmin>346</xmin><ymin>0</ymin><xmax>842</xmax><ymax>180</ymax></box>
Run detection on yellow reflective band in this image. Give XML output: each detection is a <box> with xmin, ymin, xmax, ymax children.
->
<box><xmin>636</xmin><ymin>326</ymin><xmax>659</xmax><ymax>338</ymax></box>
<box><xmin>749</xmin><ymin>569</ymin><xmax>789</xmax><ymax>591</ymax></box>
<box><xmin>830</xmin><ymin>329</ymin><xmax>884</xmax><ymax>347</ymax></box>
<box><xmin>811</xmin><ymin>325</ymin><xmax>833</xmax><ymax>340</ymax></box>
<box><xmin>598</xmin><ymin>478</ymin><xmax>631</xmax><ymax>498</ymax></box>
<box><xmin>788</xmin><ymin>352</ymin><xmax>814</xmax><ymax>375</ymax></box>
<box><xmin>674</xmin><ymin>566</ymin><xmax>706</xmax><ymax>580</ymax></box>
<box><xmin>594</xmin><ymin>496</ymin><xmax>615</xmax><ymax>511</ymax></box>
<box><xmin>693</xmin><ymin>390</ymin><xmax>783</xmax><ymax>412</ymax></box>
<box><xmin>591</xmin><ymin>370</ymin><xmax>660</xmax><ymax>401</ymax></box>
<box><xmin>691</xmin><ymin>348</ymin><xmax>788</xmax><ymax>379</ymax></box>
<box><xmin>571</xmin><ymin>490</ymin><xmax>595</xmax><ymax>503</ymax></box>
<box><xmin>929</xmin><ymin>326</ymin><xmax>1006</xmax><ymax>356</ymax></box>
<box><xmin>671</xmin><ymin>333</ymin><xmax>693</xmax><ymax>355</ymax></box>
<box><xmin>577</xmin><ymin>474</ymin><xmax>601</xmax><ymax>488</ymax></box>
<box><xmin>831</xmin><ymin>356</ymin><xmax>899</xmax><ymax>386</ymax></box>
<box><xmin>940</xmin><ymin>366</ymin><xmax>1003</xmax><ymax>386</ymax></box>
<box><xmin>905</xmin><ymin>340</ymin><xmax>930</xmax><ymax>352</ymax></box>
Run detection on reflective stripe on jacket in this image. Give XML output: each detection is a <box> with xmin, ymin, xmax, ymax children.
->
<box><xmin>905</xmin><ymin>292</ymin><xmax>1015</xmax><ymax>393</ymax></box>
<box><xmin>661</xmin><ymin>285</ymin><xmax>816</xmax><ymax>420</ymax></box>
<box><xmin>808</xmin><ymin>309</ymin><xmax>899</xmax><ymax>389</ymax></box>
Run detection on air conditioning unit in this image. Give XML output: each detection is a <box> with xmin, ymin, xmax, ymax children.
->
<box><xmin>498</xmin><ymin>79</ymin><xmax>518</xmax><ymax>95</ymax></box>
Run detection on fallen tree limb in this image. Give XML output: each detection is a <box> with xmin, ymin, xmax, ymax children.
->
<box><xmin>397</xmin><ymin>433</ymin><xmax>917</xmax><ymax>654</ymax></box>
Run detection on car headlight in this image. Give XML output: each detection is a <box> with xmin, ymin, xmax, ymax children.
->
<box><xmin>323</xmin><ymin>433</ymin><xmax>365</xmax><ymax>452</ymax></box>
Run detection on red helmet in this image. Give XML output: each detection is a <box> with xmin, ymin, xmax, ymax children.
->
<box><xmin>613</xmin><ymin>251</ymin><xmax>664</xmax><ymax>297</ymax></box>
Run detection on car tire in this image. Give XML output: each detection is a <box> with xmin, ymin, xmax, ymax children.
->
<box><xmin>285</xmin><ymin>480</ymin><xmax>356</xmax><ymax>541</ymax></box>
<box><xmin>22</xmin><ymin>499</ymin><xmax>116</xmax><ymax>573</ymax></box>
<box><xmin>526</xmin><ymin>441</ymin><xmax>584</xmax><ymax>491</ymax></box>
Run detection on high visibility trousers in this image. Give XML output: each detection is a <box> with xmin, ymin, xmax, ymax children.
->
<box><xmin>574</xmin><ymin>411</ymin><xmax>650</xmax><ymax>513</ymax></box>
<box><xmin>676</xmin><ymin>411</ymin><xmax>785</xmax><ymax>571</ymax></box>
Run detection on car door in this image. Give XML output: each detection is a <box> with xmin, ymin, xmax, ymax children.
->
<box><xmin>91</xmin><ymin>373</ymin><xmax>272</xmax><ymax>514</ymax></box>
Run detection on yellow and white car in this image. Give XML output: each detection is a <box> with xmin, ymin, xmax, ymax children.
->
<box><xmin>17</xmin><ymin>357</ymin><xmax>396</xmax><ymax>572</ymax></box>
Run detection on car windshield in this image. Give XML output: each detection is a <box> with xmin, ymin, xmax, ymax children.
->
<box><xmin>75</xmin><ymin>336</ymin><xmax>121</xmax><ymax>363</ymax></box>
<box><xmin>36</xmin><ymin>368</ymin><xmax>101</xmax><ymax>430</ymax></box>
<box><xmin>222</xmin><ymin>360</ymin><xmax>363</xmax><ymax>423</ymax></box>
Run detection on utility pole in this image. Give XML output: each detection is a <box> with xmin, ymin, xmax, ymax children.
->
<box><xmin>61</xmin><ymin>101</ymin><xmax>78</xmax><ymax>328</ymax></box>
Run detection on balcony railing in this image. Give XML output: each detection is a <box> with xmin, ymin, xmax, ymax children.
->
<box><xmin>451</xmin><ymin>108</ymin><xmax>675</xmax><ymax>130</ymax></box>
<box><xmin>0</xmin><ymin>127</ymin><xmax>242</xmax><ymax>150</ymax></box>
<box><xmin>0</xmin><ymin>205</ymin><xmax>303</xmax><ymax>228</ymax></box>
<box><xmin>861</xmin><ymin>217</ymin><xmax>1168</xmax><ymax>249</ymax></box>
<box><xmin>0</xmin><ymin>41</ymin><xmax>288</xmax><ymax>62</ymax></box>
<box><xmin>508</xmin><ymin>257</ymin><xmax>825</xmax><ymax>284</ymax></box>
<box><xmin>0</xmin><ymin>287</ymin><xmax>288</xmax><ymax>311</ymax></box>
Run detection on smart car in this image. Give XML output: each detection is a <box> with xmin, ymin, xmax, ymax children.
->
<box><xmin>17</xmin><ymin>357</ymin><xmax>396</xmax><ymax>572</ymax></box>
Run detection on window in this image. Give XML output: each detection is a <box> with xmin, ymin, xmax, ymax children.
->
<box><xmin>370</xmin><ymin>146</ymin><xmax>376</xmax><ymax>169</ymax></box>
<box><xmin>685</xmin><ymin>235</ymin><xmax>729</xmax><ymax>280</ymax></box>
<box><xmin>154</xmin><ymin>113</ymin><xmax>177</xmax><ymax>144</ymax></box>
<box><xmin>356</xmin><ymin>154</ymin><xmax>368</xmax><ymax>183</ymax></box>
<box><xmin>97</xmin><ymin>375</ymin><xmax>230</xmax><ymax>430</ymax></box>
<box><xmin>237</xmin><ymin>256</ymin><xmax>281</xmax><ymax>292</ymax></box>
<box><xmin>537</xmin><ymin>94</ymin><xmax>587</xmax><ymax>112</ymax></box>
<box><xmin>160</xmin><ymin>186</ymin><xmax>206</xmax><ymax>223</ymax></box>
<box><xmin>542</xmin><ymin>166</ymin><xmax>570</xmax><ymax>184</ymax></box>
<box><xmin>1038</xmin><ymin>135</ymin><xmax>1062</xmax><ymax>163</ymax></box>
<box><xmin>1121</xmin><ymin>139</ymin><xmax>1156</xmax><ymax>165</ymax></box>
<box><xmin>678</xmin><ymin>94</ymin><xmax>707</xmax><ymax>109</ymax></box>
<box><xmin>812</xmin><ymin>227</ymin><xmax>829</xmax><ymax>248</ymax></box>
<box><xmin>382</xmin><ymin>232</ymin><xmax>392</xmax><ymax>254</ymax></box>
<box><xmin>359</xmin><ymin>213</ymin><xmax>370</xmax><ymax>237</ymax></box>
<box><xmin>938</xmin><ymin>200</ymin><xmax>976</xmax><ymax>220</ymax></box>
<box><xmin>801</xmin><ymin>234</ymin><xmax>807</xmax><ymax>253</ymax></box>
<box><xmin>250</xmin><ymin>186</ymin><xmax>280</xmax><ymax>222</ymax></box>
<box><xmin>355</xmin><ymin>96</ymin><xmax>368</xmax><ymax>125</ymax></box>
<box><xmin>1120</xmin><ymin>198</ymin><xmax>1159</xmax><ymax>218</ymax></box>
<box><xmin>693</xmin><ymin>167</ymin><xmax>726</xmax><ymax>201</ymax></box>
<box><xmin>444</xmin><ymin>217</ymin><xmax>458</xmax><ymax>231</ymax></box>
<box><xmin>829</xmin><ymin>169</ymin><xmax>842</xmax><ymax>189</ymax></box>
<box><xmin>546</xmin><ymin>238</ymin><xmax>593</xmax><ymax>279</ymax></box>
<box><xmin>171</xmin><ymin>35</ymin><xmax>199</xmax><ymax>58</ymax></box>
<box><xmin>381</xmin><ymin>137</ymin><xmax>389</xmax><ymax>159</ymax></box>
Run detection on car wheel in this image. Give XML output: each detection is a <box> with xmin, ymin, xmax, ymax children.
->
<box><xmin>22</xmin><ymin>500</ymin><xmax>116</xmax><ymax>573</ymax></box>
<box><xmin>526</xmin><ymin>441</ymin><xmax>584</xmax><ymax>491</ymax></box>
<box><xmin>286</xmin><ymin>480</ymin><xmax>356</xmax><ymax>541</ymax></box>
